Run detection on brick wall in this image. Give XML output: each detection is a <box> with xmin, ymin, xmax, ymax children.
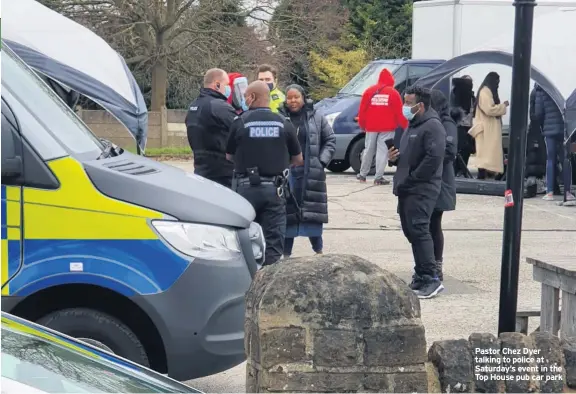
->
<box><xmin>78</xmin><ymin>108</ymin><xmax>189</xmax><ymax>150</ymax></box>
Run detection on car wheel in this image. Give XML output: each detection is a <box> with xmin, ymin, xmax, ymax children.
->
<box><xmin>326</xmin><ymin>160</ymin><xmax>350</xmax><ymax>173</ymax></box>
<box><xmin>37</xmin><ymin>308</ymin><xmax>149</xmax><ymax>367</ymax></box>
<box><xmin>349</xmin><ymin>138</ymin><xmax>375</xmax><ymax>175</ymax></box>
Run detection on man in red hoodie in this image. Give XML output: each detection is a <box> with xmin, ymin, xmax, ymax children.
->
<box><xmin>357</xmin><ymin>68</ymin><xmax>408</xmax><ymax>184</ymax></box>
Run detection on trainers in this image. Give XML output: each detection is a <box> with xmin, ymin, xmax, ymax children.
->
<box><xmin>415</xmin><ymin>279</ymin><xmax>444</xmax><ymax>299</ymax></box>
<box><xmin>409</xmin><ymin>274</ymin><xmax>424</xmax><ymax>291</ymax></box>
<box><xmin>356</xmin><ymin>174</ymin><xmax>366</xmax><ymax>182</ymax></box>
<box><xmin>542</xmin><ymin>193</ymin><xmax>555</xmax><ymax>201</ymax></box>
<box><xmin>374</xmin><ymin>178</ymin><xmax>390</xmax><ymax>185</ymax></box>
<box><xmin>567</xmin><ymin>193</ymin><xmax>576</xmax><ymax>201</ymax></box>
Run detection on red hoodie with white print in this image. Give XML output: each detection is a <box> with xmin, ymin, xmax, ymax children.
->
<box><xmin>357</xmin><ymin>68</ymin><xmax>408</xmax><ymax>132</ymax></box>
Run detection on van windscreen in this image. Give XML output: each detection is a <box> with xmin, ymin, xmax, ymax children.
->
<box><xmin>338</xmin><ymin>63</ymin><xmax>399</xmax><ymax>96</ymax></box>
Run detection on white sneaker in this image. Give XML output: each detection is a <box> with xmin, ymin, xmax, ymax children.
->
<box><xmin>567</xmin><ymin>193</ymin><xmax>576</xmax><ymax>201</ymax></box>
<box><xmin>542</xmin><ymin>193</ymin><xmax>554</xmax><ymax>201</ymax></box>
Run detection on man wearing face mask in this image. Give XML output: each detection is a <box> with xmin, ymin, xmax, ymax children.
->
<box><xmin>256</xmin><ymin>64</ymin><xmax>285</xmax><ymax>114</ymax></box>
<box><xmin>226</xmin><ymin>81</ymin><xmax>303</xmax><ymax>265</ymax></box>
<box><xmin>388</xmin><ymin>85</ymin><xmax>446</xmax><ymax>299</ymax></box>
<box><xmin>185</xmin><ymin>68</ymin><xmax>237</xmax><ymax>188</ymax></box>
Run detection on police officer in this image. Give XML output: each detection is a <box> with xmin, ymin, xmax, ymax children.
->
<box><xmin>226</xmin><ymin>81</ymin><xmax>303</xmax><ymax>265</ymax></box>
<box><xmin>256</xmin><ymin>64</ymin><xmax>285</xmax><ymax>113</ymax></box>
<box><xmin>185</xmin><ymin>68</ymin><xmax>237</xmax><ymax>188</ymax></box>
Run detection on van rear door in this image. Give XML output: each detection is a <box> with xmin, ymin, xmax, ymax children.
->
<box><xmin>1</xmin><ymin>100</ymin><xmax>24</xmax><ymax>294</ymax></box>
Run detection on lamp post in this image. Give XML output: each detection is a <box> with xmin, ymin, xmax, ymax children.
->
<box><xmin>497</xmin><ymin>0</ymin><xmax>537</xmax><ymax>335</ymax></box>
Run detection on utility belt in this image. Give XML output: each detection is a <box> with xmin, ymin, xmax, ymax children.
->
<box><xmin>233</xmin><ymin>167</ymin><xmax>290</xmax><ymax>197</ymax></box>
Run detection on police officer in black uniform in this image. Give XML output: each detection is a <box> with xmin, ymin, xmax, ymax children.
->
<box><xmin>185</xmin><ymin>68</ymin><xmax>237</xmax><ymax>188</ymax></box>
<box><xmin>226</xmin><ymin>81</ymin><xmax>303</xmax><ymax>265</ymax></box>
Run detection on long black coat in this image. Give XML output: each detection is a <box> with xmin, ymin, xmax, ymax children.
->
<box><xmin>435</xmin><ymin>112</ymin><xmax>458</xmax><ymax>211</ymax></box>
<box><xmin>286</xmin><ymin>108</ymin><xmax>336</xmax><ymax>225</ymax></box>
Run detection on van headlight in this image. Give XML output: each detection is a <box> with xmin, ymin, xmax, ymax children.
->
<box><xmin>325</xmin><ymin>112</ymin><xmax>341</xmax><ymax>128</ymax></box>
<box><xmin>249</xmin><ymin>222</ymin><xmax>265</xmax><ymax>262</ymax></box>
<box><xmin>152</xmin><ymin>221</ymin><xmax>241</xmax><ymax>261</ymax></box>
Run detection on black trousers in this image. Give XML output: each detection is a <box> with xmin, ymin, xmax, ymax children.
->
<box><xmin>429</xmin><ymin>210</ymin><xmax>444</xmax><ymax>263</ymax></box>
<box><xmin>398</xmin><ymin>194</ymin><xmax>437</xmax><ymax>279</ymax></box>
<box><xmin>236</xmin><ymin>183</ymin><xmax>286</xmax><ymax>265</ymax></box>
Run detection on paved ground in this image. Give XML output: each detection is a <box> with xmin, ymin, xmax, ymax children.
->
<box><xmin>163</xmin><ymin>160</ymin><xmax>575</xmax><ymax>393</ymax></box>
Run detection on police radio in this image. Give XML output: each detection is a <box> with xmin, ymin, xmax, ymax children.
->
<box><xmin>247</xmin><ymin>167</ymin><xmax>261</xmax><ymax>186</ymax></box>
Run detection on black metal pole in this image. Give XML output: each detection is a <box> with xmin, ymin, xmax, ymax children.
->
<box><xmin>497</xmin><ymin>0</ymin><xmax>537</xmax><ymax>335</ymax></box>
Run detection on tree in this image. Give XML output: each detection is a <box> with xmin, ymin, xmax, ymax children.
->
<box><xmin>308</xmin><ymin>47</ymin><xmax>368</xmax><ymax>99</ymax></box>
<box><xmin>40</xmin><ymin>0</ymin><xmax>271</xmax><ymax>110</ymax></box>
<box><xmin>268</xmin><ymin>0</ymin><xmax>348</xmax><ymax>90</ymax></box>
<box><xmin>343</xmin><ymin>0</ymin><xmax>413</xmax><ymax>59</ymax></box>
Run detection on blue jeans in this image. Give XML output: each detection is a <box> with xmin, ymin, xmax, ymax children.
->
<box><xmin>284</xmin><ymin>236</ymin><xmax>323</xmax><ymax>256</ymax></box>
<box><xmin>545</xmin><ymin>136</ymin><xmax>563</xmax><ymax>193</ymax></box>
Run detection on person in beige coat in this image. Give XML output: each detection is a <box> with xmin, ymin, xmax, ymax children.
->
<box><xmin>468</xmin><ymin>72</ymin><xmax>509</xmax><ymax>179</ymax></box>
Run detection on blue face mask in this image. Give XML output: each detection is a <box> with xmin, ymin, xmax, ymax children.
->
<box><xmin>267</xmin><ymin>82</ymin><xmax>274</xmax><ymax>92</ymax></box>
<box><xmin>224</xmin><ymin>85</ymin><xmax>231</xmax><ymax>99</ymax></box>
<box><xmin>403</xmin><ymin>104</ymin><xmax>416</xmax><ymax>120</ymax></box>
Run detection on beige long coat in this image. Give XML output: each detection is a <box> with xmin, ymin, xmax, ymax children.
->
<box><xmin>468</xmin><ymin>87</ymin><xmax>508</xmax><ymax>174</ymax></box>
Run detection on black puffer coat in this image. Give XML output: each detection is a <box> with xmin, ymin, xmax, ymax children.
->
<box><xmin>285</xmin><ymin>105</ymin><xmax>336</xmax><ymax>224</ymax></box>
<box><xmin>431</xmin><ymin>90</ymin><xmax>458</xmax><ymax>212</ymax></box>
<box><xmin>532</xmin><ymin>85</ymin><xmax>564</xmax><ymax>138</ymax></box>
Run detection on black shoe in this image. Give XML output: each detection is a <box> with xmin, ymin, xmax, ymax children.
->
<box><xmin>374</xmin><ymin>178</ymin><xmax>390</xmax><ymax>185</ymax></box>
<box><xmin>436</xmin><ymin>261</ymin><xmax>444</xmax><ymax>282</ymax></box>
<box><xmin>409</xmin><ymin>274</ymin><xmax>424</xmax><ymax>291</ymax></box>
<box><xmin>357</xmin><ymin>174</ymin><xmax>366</xmax><ymax>182</ymax></box>
<box><xmin>415</xmin><ymin>279</ymin><xmax>444</xmax><ymax>299</ymax></box>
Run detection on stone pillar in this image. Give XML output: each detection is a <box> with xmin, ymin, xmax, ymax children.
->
<box><xmin>160</xmin><ymin>105</ymin><xmax>168</xmax><ymax>148</ymax></box>
<box><xmin>245</xmin><ymin>254</ymin><xmax>429</xmax><ymax>393</ymax></box>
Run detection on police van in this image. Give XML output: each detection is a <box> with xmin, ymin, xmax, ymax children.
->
<box><xmin>0</xmin><ymin>44</ymin><xmax>265</xmax><ymax>381</ymax></box>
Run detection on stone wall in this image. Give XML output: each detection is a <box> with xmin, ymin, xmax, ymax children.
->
<box><xmin>428</xmin><ymin>332</ymin><xmax>576</xmax><ymax>393</ymax></box>
<box><xmin>245</xmin><ymin>253</ymin><xmax>576</xmax><ymax>393</ymax></box>
<box><xmin>77</xmin><ymin>108</ymin><xmax>189</xmax><ymax>150</ymax></box>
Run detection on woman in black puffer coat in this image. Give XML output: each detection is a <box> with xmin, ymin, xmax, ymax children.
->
<box><xmin>281</xmin><ymin>85</ymin><xmax>336</xmax><ymax>257</ymax></box>
<box><xmin>430</xmin><ymin>89</ymin><xmax>459</xmax><ymax>282</ymax></box>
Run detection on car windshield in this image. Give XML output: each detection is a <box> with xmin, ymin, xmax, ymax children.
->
<box><xmin>338</xmin><ymin>63</ymin><xmax>399</xmax><ymax>96</ymax></box>
<box><xmin>1</xmin><ymin>45</ymin><xmax>105</xmax><ymax>158</ymax></box>
<box><xmin>1</xmin><ymin>326</ymin><xmax>193</xmax><ymax>393</ymax></box>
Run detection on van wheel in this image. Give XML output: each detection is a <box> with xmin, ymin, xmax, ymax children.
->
<box><xmin>326</xmin><ymin>160</ymin><xmax>350</xmax><ymax>173</ymax></box>
<box><xmin>37</xmin><ymin>308</ymin><xmax>149</xmax><ymax>367</ymax></box>
<box><xmin>349</xmin><ymin>138</ymin><xmax>375</xmax><ymax>175</ymax></box>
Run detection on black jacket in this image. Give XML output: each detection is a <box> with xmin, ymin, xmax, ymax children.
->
<box><xmin>285</xmin><ymin>106</ymin><xmax>336</xmax><ymax>224</ymax></box>
<box><xmin>435</xmin><ymin>111</ymin><xmax>458</xmax><ymax>211</ymax></box>
<box><xmin>185</xmin><ymin>88</ymin><xmax>237</xmax><ymax>179</ymax></box>
<box><xmin>531</xmin><ymin>85</ymin><xmax>564</xmax><ymax>138</ymax></box>
<box><xmin>392</xmin><ymin>108</ymin><xmax>446</xmax><ymax>199</ymax></box>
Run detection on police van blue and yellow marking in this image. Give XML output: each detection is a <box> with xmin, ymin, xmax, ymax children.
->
<box><xmin>1</xmin><ymin>156</ymin><xmax>191</xmax><ymax>299</ymax></box>
<box><xmin>1</xmin><ymin>185</ymin><xmax>23</xmax><ymax>295</ymax></box>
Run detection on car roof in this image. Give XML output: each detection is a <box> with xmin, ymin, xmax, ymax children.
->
<box><xmin>1</xmin><ymin>312</ymin><xmax>200</xmax><ymax>392</ymax></box>
<box><xmin>370</xmin><ymin>58</ymin><xmax>446</xmax><ymax>65</ymax></box>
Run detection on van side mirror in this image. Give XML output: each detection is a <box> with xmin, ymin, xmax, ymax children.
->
<box><xmin>1</xmin><ymin>128</ymin><xmax>23</xmax><ymax>178</ymax></box>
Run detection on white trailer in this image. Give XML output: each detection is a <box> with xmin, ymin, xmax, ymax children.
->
<box><xmin>412</xmin><ymin>0</ymin><xmax>576</xmax><ymax>126</ymax></box>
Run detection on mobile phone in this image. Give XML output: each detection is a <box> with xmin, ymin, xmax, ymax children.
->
<box><xmin>385</xmin><ymin>139</ymin><xmax>395</xmax><ymax>150</ymax></box>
